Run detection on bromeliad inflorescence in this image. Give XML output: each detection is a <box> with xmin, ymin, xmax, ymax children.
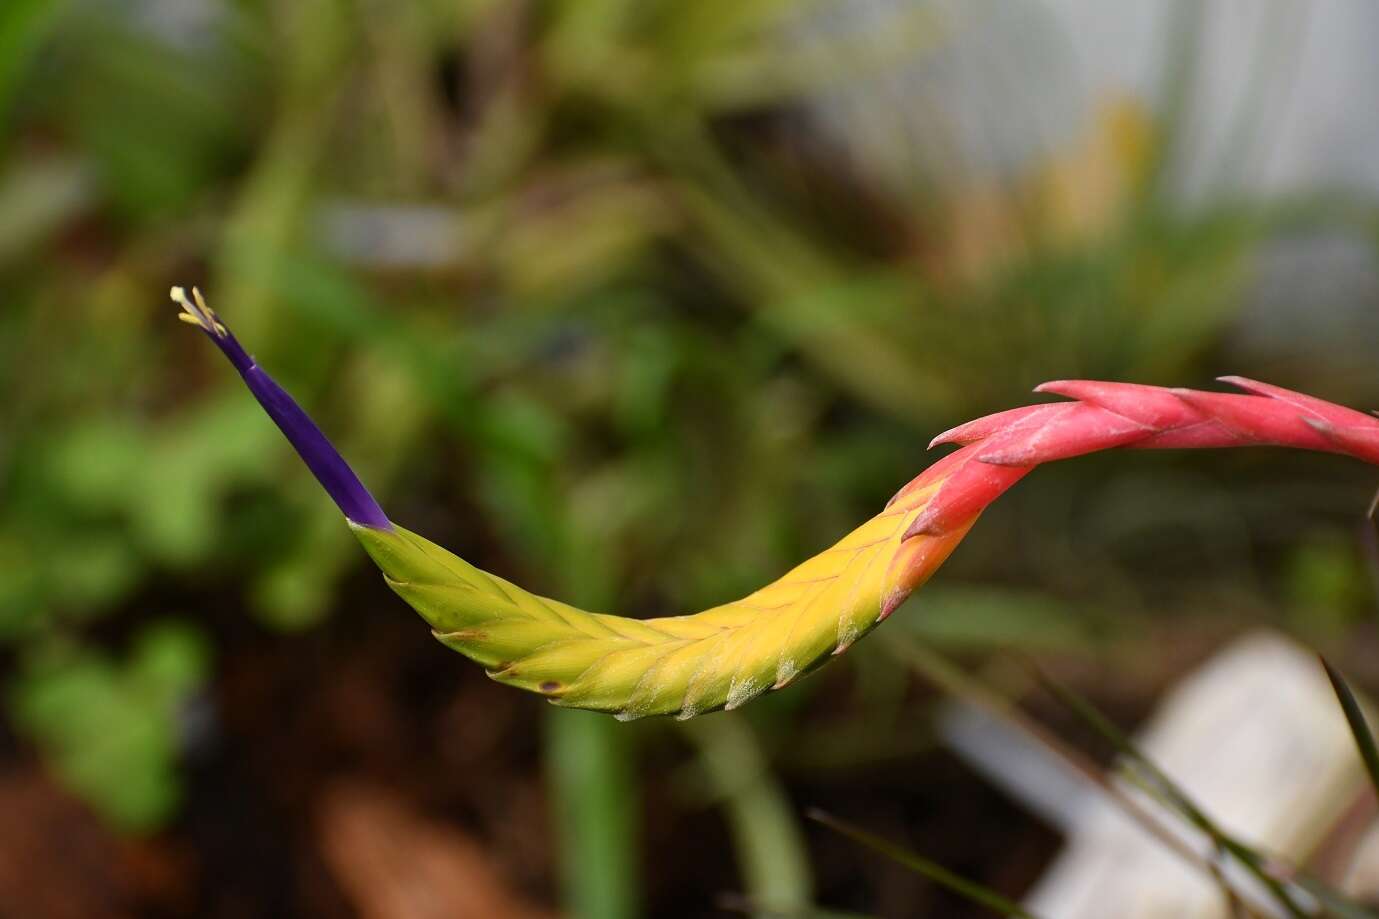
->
<box><xmin>176</xmin><ymin>287</ymin><xmax>1379</xmax><ymax>720</ymax></box>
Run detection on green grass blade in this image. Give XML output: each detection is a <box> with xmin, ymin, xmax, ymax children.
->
<box><xmin>546</xmin><ymin>709</ymin><xmax>640</xmax><ymax>919</ymax></box>
<box><xmin>1321</xmin><ymin>657</ymin><xmax>1379</xmax><ymax>802</ymax></box>
<box><xmin>806</xmin><ymin>809</ymin><xmax>1044</xmax><ymax>919</ymax></box>
<box><xmin>683</xmin><ymin>715</ymin><xmax>814</xmax><ymax>915</ymax></box>
<box><xmin>1295</xmin><ymin>876</ymin><xmax>1379</xmax><ymax>919</ymax></box>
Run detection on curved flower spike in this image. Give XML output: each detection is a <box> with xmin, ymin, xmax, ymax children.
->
<box><xmin>180</xmin><ymin>288</ymin><xmax>1379</xmax><ymax>719</ymax></box>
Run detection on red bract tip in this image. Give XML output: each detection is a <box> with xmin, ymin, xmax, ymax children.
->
<box><xmin>928</xmin><ymin>404</ymin><xmax>1059</xmax><ymax>449</ymax></box>
<box><xmin>1035</xmin><ymin>379</ymin><xmax>1197</xmax><ymax>430</ymax></box>
<box><xmin>904</xmin><ymin>446</ymin><xmax>1030</xmax><ymax>538</ymax></box>
<box><xmin>1220</xmin><ymin>376</ymin><xmax>1379</xmax><ymax>429</ymax></box>
<box><xmin>975</xmin><ymin>402</ymin><xmax>1148</xmax><ymax>466</ymax></box>
<box><xmin>1168</xmin><ymin>389</ymin><xmax>1335</xmax><ymax>452</ymax></box>
<box><xmin>1306</xmin><ymin>419</ymin><xmax>1379</xmax><ymax>465</ymax></box>
<box><xmin>910</xmin><ymin>377</ymin><xmax>1379</xmax><ymax>543</ymax></box>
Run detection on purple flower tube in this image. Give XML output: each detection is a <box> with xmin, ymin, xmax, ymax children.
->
<box><xmin>173</xmin><ymin>287</ymin><xmax>391</xmax><ymax>530</ymax></box>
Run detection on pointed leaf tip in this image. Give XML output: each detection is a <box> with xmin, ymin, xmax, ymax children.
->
<box><xmin>1321</xmin><ymin>657</ymin><xmax>1379</xmax><ymax>803</ymax></box>
<box><xmin>879</xmin><ymin>589</ymin><xmax>907</xmax><ymax>621</ymax></box>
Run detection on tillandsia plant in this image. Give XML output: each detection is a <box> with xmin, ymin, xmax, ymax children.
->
<box><xmin>176</xmin><ymin>286</ymin><xmax>1379</xmax><ymax>721</ymax></box>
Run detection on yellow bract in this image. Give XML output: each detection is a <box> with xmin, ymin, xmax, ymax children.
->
<box><xmin>354</xmin><ymin>476</ymin><xmax>966</xmax><ymax>720</ymax></box>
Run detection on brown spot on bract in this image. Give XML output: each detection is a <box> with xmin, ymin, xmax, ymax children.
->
<box><xmin>539</xmin><ymin>681</ymin><xmax>560</xmax><ymax>693</ymax></box>
<box><xmin>433</xmin><ymin>628</ymin><xmax>486</xmax><ymax>641</ymax></box>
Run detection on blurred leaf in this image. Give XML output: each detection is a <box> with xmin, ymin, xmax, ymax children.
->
<box><xmin>497</xmin><ymin>174</ymin><xmax>672</xmax><ymax>298</ymax></box>
<box><xmin>132</xmin><ymin>396</ymin><xmax>280</xmax><ymax>566</ymax></box>
<box><xmin>49</xmin><ymin>12</ymin><xmax>255</xmax><ymax>218</ymax></box>
<box><xmin>897</xmin><ymin>586</ymin><xmax>1096</xmax><ymax>651</ymax></box>
<box><xmin>10</xmin><ymin>621</ymin><xmax>210</xmax><ymax>832</ymax></box>
<box><xmin>42</xmin><ymin>417</ymin><xmax>146</xmax><ymax>513</ymax></box>
<box><xmin>0</xmin><ymin>155</ymin><xmax>93</xmax><ymax>265</ymax></box>
<box><xmin>0</xmin><ymin>0</ymin><xmax>65</xmax><ymax>134</ymax></box>
<box><xmin>693</xmin><ymin>4</ymin><xmax>945</xmax><ymax>110</ymax></box>
<box><xmin>684</xmin><ymin>715</ymin><xmax>814</xmax><ymax>915</ymax></box>
<box><xmin>1285</xmin><ymin>534</ymin><xmax>1365</xmax><ymax>639</ymax></box>
<box><xmin>250</xmin><ymin>504</ymin><xmax>352</xmax><ymax>630</ymax></box>
<box><xmin>131</xmin><ymin>620</ymin><xmax>211</xmax><ymax>692</ymax></box>
<box><xmin>50</xmin><ymin>534</ymin><xmax>141</xmax><ymax>614</ymax></box>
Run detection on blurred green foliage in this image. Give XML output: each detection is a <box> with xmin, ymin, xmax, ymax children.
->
<box><xmin>2</xmin><ymin>0</ymin><xmax>1378</xmax><ymax>914</ymax></box>
<box><xmin>10</xmin><ymin>620</ymin><xmax>209</xmax><ymax>831</ymax></box>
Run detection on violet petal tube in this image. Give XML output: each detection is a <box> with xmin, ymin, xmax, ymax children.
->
<box><xmin>173</xmin><ymin>287</ymin><xmax>391</xmax><ymax>530</ymax></box>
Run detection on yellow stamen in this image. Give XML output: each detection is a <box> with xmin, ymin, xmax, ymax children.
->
<box><xmin>171</xmin><ymin>286</ymin><xmax>227</xmax><ymax>336</ymax></box>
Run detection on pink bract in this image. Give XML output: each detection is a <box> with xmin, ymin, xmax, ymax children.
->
<box><xmin>911</xmin><ymin>377</ymin><xmax>1379</xmax><ymax>540</ymax></box>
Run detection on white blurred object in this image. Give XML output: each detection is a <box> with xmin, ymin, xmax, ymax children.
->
<box><xmin>316</xmin><ymin>203</ymin><xmax>470</xmax><ymax>270</ymax></box>
<box><xmin>1343</xmin><ymin>824</ymin><xmax>1379</xmax><ymax>902</ymax></box>
<box><xmin>1040</xmin><ymin>0</ymin><xmax>1379</xmax><ymax>199</ymax></box>
<box><xmin>941</xmin><ymin>632</ymin><xmax>1370</xmax><ymax>918</ymax></box>
<box><xmin>812</xmin><ymin>0</ymin><xmax>1379</xmax><ymax>197</ymax></box>
<box><xmin>1027</xmin><ymin>632</ymin><xmax>1363</xmax><ymax>917</ymax></box>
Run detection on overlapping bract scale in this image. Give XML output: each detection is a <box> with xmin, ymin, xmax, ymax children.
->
<box><xmin>354</xmin><ymin>478</ymin><xmax>966</xmax><ymax>720</ymax></box>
